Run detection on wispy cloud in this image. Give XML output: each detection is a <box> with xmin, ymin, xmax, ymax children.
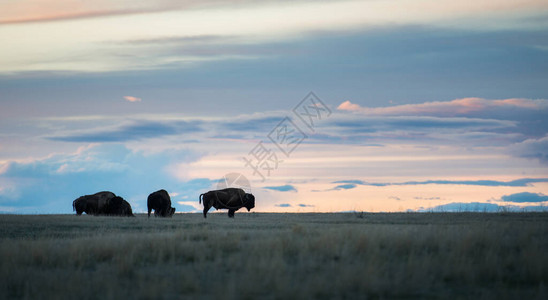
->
<box><xmin>263</xmin><ymin>185</ymin><xmax>297</xmax><ymax>192</ymax></box>
<box><xmin>500</xmin><ymin>192</ymin><xmax>548</xmax><ymax>203</ymax></box>
<box><xmin>419</xmin><ymin>202</ymin><xmax>548</xmax><ymax>212</ymax></box>
<box><xmin>331</xmin><ymin>184</ymin><xmax>357</xmax><ymax>190</ymax></box>
<box><xmin>331</xmin><ymin>116</ymin><xmax>515</xmax><ymax>133</ymax></box>
<box><xmin>421</xmin><ymin>202</ymin><xmax>501</xmax><ymax>212</ymax></box>
<box><xmin>274</xmin><ymin>203</ymin><xmax>314</xmax><ymax>208</ymax></box>
<box><xmin>0</xmin><ymin>8</ymin><xmax>159</xmax><ymax>25</ymax></box>
<box><xmin>332</xmin><ymin>178</ymin><xmax>548</xmax><ymax>188</ymax></box>
<box><xmin>334</xmin><ymin>97</ymin><xmax>548</xmax><ymax>148</ymax></box>
<box><xmin>337</xmin><ymin>98</ymin><xmax>548</xmax><ymax>117</ymax></box>
<box><xmin>0</xmin><ymin>1</ymin><xmax>229</xmax><ymax>25</ymax></box>
<box><xmin>509</xmin><ymin>135</ymin><xmax>548</xmax><ymax>164</ymax></box>
<box><xmin>48</xmin><ymin>120</ymin><xmax>200</xmax><ymax>142</ymax></box>
<box><xmin>124</xmin><ymin>96</ymin><xmax>141</xmax><ymax>102</ymax></box>
<box><xmin>2</xmin><ymin>1</ymin><xmax>547</xmax><ymax>73</ymax></box>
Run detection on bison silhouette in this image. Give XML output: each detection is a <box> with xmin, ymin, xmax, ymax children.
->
<box><xmin>147</xmin><ymin>189</ymin><xmax>175</xmax><ymax>218</ymax></box>
<box><xmin>105</xmin><ymin>196</ymin><xmax>134</xmax><ymax>217</ymax></box>
<box><xmin>73</xmin><ymin>191</ymin><xmax>115</xmax><ymax>215</ymax></box>
<box><xmin>200</xmin><ymin>188</ymin><xmax>255</xmax><ymax>218</ymax></box>
<box><xmin>72</xmin><ymin>191</ymin><xmax>134</xmax><ymax>216</ymax></box>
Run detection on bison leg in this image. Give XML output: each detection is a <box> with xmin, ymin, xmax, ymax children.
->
<box><xmin>148</xmin><ymin>207</ymin><xmax>152</xmax><ymax>218</ymax></box>
<box><xmin>203</xmin><ymin>206</ymin><xmax>209</xmax><ymax>218</ymax></box>
<box><xmin>204</xmin><ymin>201</ymin><xmax>214</xmax><ymax>218</ymax></box>
<box><xmin>228</xmin><ymin>209</ymin><xmax>235</xmax><ymax>218</ymax></box>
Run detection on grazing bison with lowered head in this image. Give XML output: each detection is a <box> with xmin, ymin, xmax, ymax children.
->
<box><xmin>73</xmin><ymin>192</ymin><xmax>134</xmax><ymax>217</ymax></box>
<box><xmin>105</xmin><ymin>196</ymin><xmax>134</xmax><ymax>217</ymax></box>
<box><xmin>73</xmin><ymin>191</ymin><xmax>115</xmax><ymax>215</ymax></box>
<box><xmin>199</xmin><ymin>188</ymin><xmax>255</xmax><ymax>218</ymax></box>
<box><xmin>147</xmin><ymin>189</ymin><xmax>175</xmax><ymax>218</ymax></box>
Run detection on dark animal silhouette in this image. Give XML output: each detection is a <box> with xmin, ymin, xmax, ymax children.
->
<box><xmin>147</xmin><ymin>189</ymin><xmax>175</xmax><ymax>218</ymax></box>
<box><xmin>105</xmin><ymin>196</ymin><xmax>134</xmax><ymax>217</ymax></box>
<box><xmin>73</xmin><ymin>192</ymin><xmax>133</xmax><ymax>217</ymax></box>
<box><xmin>199</xmin><ymin>188</ymin><xmax>255</xmax><ymax>218</ymax></box>
<box><xmin>73</xmin><ymin>191</ymin><xmax>115</xmax><ymax>215</ymax></box>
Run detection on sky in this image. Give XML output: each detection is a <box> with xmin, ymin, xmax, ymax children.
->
<box><xmin>1</xmin><ymin>0</ymin><xmax>547</xmax><ymax>214</ymax></box>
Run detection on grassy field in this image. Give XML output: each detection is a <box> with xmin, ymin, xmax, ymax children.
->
<box><xmin>0</xmin><ymin>212</ymin><xmax>547</xmax><ymax>299</ymax></box>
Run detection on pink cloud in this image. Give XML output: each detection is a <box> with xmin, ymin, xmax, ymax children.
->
<box><xmin>337</xmin><ymin>100</ymin><xmax>361</xmax><ymax>111</ymax></box>
<box><xmin>337</xmin><ymin>98</ymin><xmax>546</xmax><ymax>117</ymax></box>
<box><xmin>0</xmin><ymin>1</ymin><xmax>250</xmax><ymax>24</ymax></box>
<box><xmin>492</xmin><ymin>98</ymin><xmax>541</xmax><ymax>109</ymax></box>
<box><xmin>124</xmin><ymin>96</ymin><xmax>141</xmax><ymax>102</ymax></box>
<box><xmin>0</xmin><ymin>2</ymin><xmax>199</xmax><ymax>24</ymax></box>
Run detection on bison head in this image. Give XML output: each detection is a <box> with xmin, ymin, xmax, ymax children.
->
<box><xmin>169</xmin><ymin>207</ymin><xmax>176</xmax><ymax>217</ymax></box>
<box><xmin>73</xmin><ymin>196</ymin><xmax>87</xmax><ymax>215</ymax></box>
<box><xmin>244</xmin><ymin>193</ymin><xmax>255</xmax><ymax>211</ymax></box>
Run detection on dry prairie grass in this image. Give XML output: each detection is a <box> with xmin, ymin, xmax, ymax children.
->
<box><xmin>0</xmin><ymin>212</ymin><xmax>547</xmax><ymax>299</ymax></box>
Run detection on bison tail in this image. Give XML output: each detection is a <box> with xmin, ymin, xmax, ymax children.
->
<box><xmin>199</xmin><ymin>193</ymin><xmax>204</xmax><ymax>204</ymax></box>
<box><xmin>72</xmin><ymin>200</ymin><xmax>75</xmax><ymax>212</ymax></box>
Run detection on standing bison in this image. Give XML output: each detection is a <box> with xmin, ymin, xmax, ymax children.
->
<box><xmin>72</xmin><ymin>191</ymin><xmax>134</xmax><ymax>217</ymax></box>
<box><xmin>199</xmin><ymin>188</ymin><xmax>255</xmax><ymax>218</ymax></box>
<box><xmin>147</xmin><ymin>189</ymin><xmax>175</xmax><ymax>218</ymax></box>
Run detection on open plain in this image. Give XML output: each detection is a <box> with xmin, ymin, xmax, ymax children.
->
<box><xmin>0</xmin><ymin>212</ymin><xmax>547</xmax><ymax>299</ymax></box>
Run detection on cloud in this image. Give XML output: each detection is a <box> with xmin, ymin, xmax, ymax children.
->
<box><xmin>337</xmin><ymin>101</ymin><xmax>361</xmax><ymax>111</ymax></box>
<box><xmin>319</xmin><ymin>114</ymin><xmax>519</xmax><ymax>148</ymax></box>
<box><xmin>0</xmin><ymin>1</ymin><xmax>234</xmax><ymax>25</ymax></box>
<box><xmin>332</xmin><ymin>184</ymin><xmax>357</xmax><ymax>190</ymax></box>
<box><xmin>3</xmin><ymin>0</ymin><xmax>546</xmax><ymax>26</ymax></box>
<box><xmin>222</xmin><ymin>115</ymin><xmax>283</xmax><ymax>132</ymax></box>
<box><xmin>0</xmin><ymin>144</ymin><xmax>204</xmax><ymax>213</ymax></box>
<box><xmin>500</xmin><ymin>192</ymin><xmax>548</xmax><ymax>203</ymax></box>
<box><xmin>509</xmin><ymin>136</ymin><xmax>548</xmax><ymax>164</ymax></box>
<box><xmin>414</xmin><ymin>197</ymin><xmax>441</xmax><ymax>200</ymax></box>
<box><xmin>332</xmin><ymin>178</ymin><xmax>548</xmax><ymax>187</ymax></box>
<box><xmin>176</xmin><ymin>201</ymin><xmax>201</xmax><ymax>212</ymax></box>
<box><xmin>333</xmin><ymin>180</ymin><xmax>365</xmax><ymax>185</ymax></box>
<box><xmin>124</xmin><ymin>34</ymin><xmax>233</xmax><ymax>45</ymax></box>
<box><xmin>263</xmin><ymin>185</ymin><xmax>297</xmax><ymax>192</ymax></box>
<box><xmin>4</xmin><ymin>0</ymin><xmax>548</xmax><ymax>73</ymax></box>
<box><xmin>335</xmin><ymin>97</ymin><xmax>548</xmax><ymax>143</ymax></box>
<box><xmin>176</xmin><ymin>203</ymin><xmax>199</xmax><ymax>212</ymax></box>
<box><xmin>275</xmin><ymin>203</ymin><xmax>291</xmax><ymax>207</ymax></box>
<box><xmin>48</xmin><ymin>120</ymin><xmax>201</xmax><ymax>142</ymax></box>
<box><xmin>297</xmin><ymin>204</ymin><xmax>314</xmax><ymax>207</ymax></box>
<box><xmin>330</xmin><ymin>115</ymin><xmax>514</xmax><ymax>132</ymax></box>
<box><xmin>422</xmin><ymin>202</ymin><xmax>501</xmax><ymax>212</ymax></box>
<box><xmin>337</xmin><ymin>98</ymin><xmax>548</xmax><ymax>117</ymax></box>
<box><xmin>124</xmin><ymin>96</ymin><xmax>141</xmax><ymax>102</ymax></box>
<box><xmin>420</xmin><ymin>202</ymin><xmax>548</xmax><ymax>212</ymax></box>
<box><xmin>35</xmin><ymin>106</ymin><xmax>529</xmax><ymax>150</ymax></box>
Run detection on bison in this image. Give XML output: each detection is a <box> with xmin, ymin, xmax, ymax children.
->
<box><xmin>73</xmin><ymin>191</ymin><xmax>115</xmax><ymax>215</ymax></box>
<box><xmin>199</xmin><ymin>188</ymin><xmax>255</xmax><ymax>218</ymax></box>
<box><xmin>105</xmin><ymin>196</ymin><xmax>134</xmax><ymax>217</ymax></box>
<box><xmin>147</xmin><ymin>189</ymin><xmax>175</xmax><ymax>218</ymax></box>
<box><xmin>72</xmin><ymin>192</ymin><xmax>134</xmax><ymax>217</ymax></box>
